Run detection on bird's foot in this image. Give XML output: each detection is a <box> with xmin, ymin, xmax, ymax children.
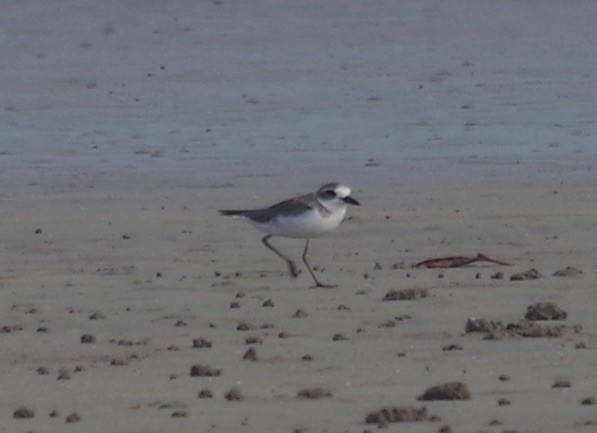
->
<box><xmin>311</xmin><ymin>281</ymin><xmax>337</xmax><ymax>289</ymax></box>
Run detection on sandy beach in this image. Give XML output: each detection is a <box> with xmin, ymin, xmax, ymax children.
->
<box><xmin>2</xmin><ymin>1</ymin><xmax>597</xmax><ymax>432</ymax></box>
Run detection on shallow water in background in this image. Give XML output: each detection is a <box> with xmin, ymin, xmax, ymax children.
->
<box><xmin>1</xmin><ymin>0</ymin><xmax>596</xmax><ymax>187</ymax></box>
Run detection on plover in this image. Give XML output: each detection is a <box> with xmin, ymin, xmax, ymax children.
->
<box><xmin>219</xmin><ymin>182</ymin><xmax>360</xmax><ymax>287</ymax></box>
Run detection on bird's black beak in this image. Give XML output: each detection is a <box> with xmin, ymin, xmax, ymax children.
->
<box><xmin>342</xmin><ymin>196</ymin><xmax>360</xmax><ymax>206</ymax></box>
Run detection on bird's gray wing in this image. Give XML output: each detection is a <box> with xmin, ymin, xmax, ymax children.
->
<box><xmin>244</xmin><ymin>194</ymin><xmax>327</xmax><ymax>223</ymax></box>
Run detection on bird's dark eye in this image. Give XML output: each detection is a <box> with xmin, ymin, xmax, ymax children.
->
<box><xmin>320</xmin><ymin>190</ymin><xmax>336</xmax><ymax>199</ymax></box>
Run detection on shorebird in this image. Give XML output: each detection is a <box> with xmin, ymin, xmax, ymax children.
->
<box><xmin>219</xmin><ymin>182</ymin><xmax>360</xmax><ymax>287</ymax></box>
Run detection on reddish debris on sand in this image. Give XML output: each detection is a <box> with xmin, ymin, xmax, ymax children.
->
<box><xmin>414</xmin><ymin>253</ymin><xmax>512</xmax><ymax>269</ymax></box>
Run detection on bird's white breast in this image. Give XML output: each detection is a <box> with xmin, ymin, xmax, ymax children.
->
<box><xmin>252</xmin><ymin>207</ymin><xmax>346</xmax><ymax>239</ymax></box>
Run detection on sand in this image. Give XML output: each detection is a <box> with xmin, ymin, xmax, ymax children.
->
<box><xmin>2</xmin><ymin>1</ymin><xmax>597</xmax><ymax>432</ymax></box>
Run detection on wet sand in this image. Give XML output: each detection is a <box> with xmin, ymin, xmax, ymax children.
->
<box><xmin>2</xmin><ymin>1</ymin><xmax>597</xmax><ymax>432</ymax></box>
<box><xmin>2</xmin><ymin>173</ymin><xmax>597</xmax><ymax>432</ymax></box>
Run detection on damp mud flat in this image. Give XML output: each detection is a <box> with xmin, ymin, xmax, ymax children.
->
<box><xmin>2</xmin><ymin>0</ymin><xmax>597</xmax><ymax>432</ymax></box>
<box><xmin>2</xmin><ymin>173</ymin><xmax>597</xmax><ymax>433</ymax></box>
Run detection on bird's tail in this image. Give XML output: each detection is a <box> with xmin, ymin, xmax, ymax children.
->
<box><xmin>219</xmin><ymin>210</ymin><xmax>247</xmax><ymax>217</ymax></box>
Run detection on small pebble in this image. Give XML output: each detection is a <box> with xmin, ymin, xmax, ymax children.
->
<box><xmin>245</xmin><ymin>336</ymin><xmax>263</xmax><ymax>345</ymax></box>
<box><xmin>243</xmin><ymin>347</ymin><xmax>257</xmax><ymax>361</ymax></box>
<box><xmin>189</xmin><ymin>364</ymin><xmax>222</xmax><ymax>377</ymax></box>
<box><xmin>442</xmin><ymin>344</ymin><xmax>463</xmax><ymax>351</ymax></box>
<box><xmin>292</xmin><ymin>309</ymin><xmax>308</xmax><ymax>318</ymax></box>
<box><xmin>89</xmin><ymin>311</ymin><xmax>105</xmax><ymax>320</ymax></box>
<box><xmin>225</xmin><ymin>387</ymin><xmax>244</xmax><ymax>401</ymax></box>
<box><xmin>80</xmin><ymin>334</ymin><xmax>96</xmax><ymax>344</ymax></box>
<box><xmin>57</xmin><ymin>369</ymin><xmax>71</xmax><ymax>380</ymax></box>
<box><xmin>13</xmin><ymin>407</ymin><xmax>35</xmax><ymax>419</ymax></box>
<box><xmin>297</xmin><ymin>387</ymin><xmax>333</xmax><ymax>399</ymax></box>
<box><xmin>552</xmin><ymin>379</ymin><xmax>571</xmax><ymax>388</ymax></box>
<box><xmin>262</xmin><ymin>299</ymin><xmax>274</xmax><ymax>307</ymax></box>
<box><xmin>192</xmin><ymin>337</ymin><xmax>212</xmax><ymax>348</ymax></box>
<box><xmin>198</xmin><ymin>388</ymin><xmax>213</xmax><ymax>399</ymax></box>
<box><xmin>236</xmin><ymin>322</ymin><xmax>255</xmax><ymax>331</ymax></box>
<box><xmin>66</xmin><ymin>412</ymin><xmax>81</xmax><ymax>423</ymax></box>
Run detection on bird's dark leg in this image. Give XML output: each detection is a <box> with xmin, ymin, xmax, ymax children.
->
<box><xmin>261</xmin><ymin>235</ymin><xmax>299</xmax><ymax>278</ymax></box>
<box><xmin>302</xmin><ymin>239</ymin><xmax>336</xmax><ymax>288</ymax></box>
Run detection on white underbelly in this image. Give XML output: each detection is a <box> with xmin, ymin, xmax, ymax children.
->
<box><xmin>252</xmin><ymin>209</ymin><xmax>345</xmax><ymax>239</ymax></box>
